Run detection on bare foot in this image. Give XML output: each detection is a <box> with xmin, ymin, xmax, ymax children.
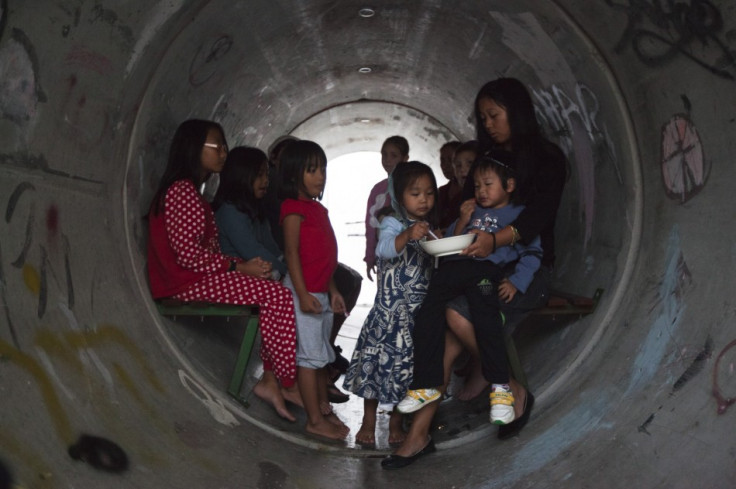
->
<box><xmin>456</xmin><ymin>362</ymin><xmax>489</xmax><ymax>401</ymax></box>
<box><xmin>253</xmin><ymin>375</ymin><xmax>296</xmax><ymax>422</ymax></box>
<box><xmin>322</xmin><ymin>412</ymin><xmax>350</xmax><ymax>438</ymax></box>
<box><xmin>305</xmin><ymin>418</ymin><xmax>349</xmax><ymax>440</ymax></box>
<box><xmin>388</xmin><ymin>429</ymin><xmax>407</xmax><ymax>445</ymax></box>
<box><xmin>325</xmin><ymin>411</ymin><xmax>349</xmax><ymax>431</ymax></box>
<box><xmin>281</xmin><ymin>385</ymin><xmax>304</xmax><ymax>409</ymax></box>
<box><xmin>355</xmin><ymin>423</ymin><xmax>376</xmax><ymax>446</ymax></box>
<box><xmin>388</xmin><ymin>411</ymin><xmax>407</xmax><ymax>445</ymax></box>
<box><xmin>319</xmin><ymin>400</ymin><xmax>333</xmax><ymax>416</ymax></box>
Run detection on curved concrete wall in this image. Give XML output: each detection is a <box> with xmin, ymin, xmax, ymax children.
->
<box><xmin>1</xmin><ymin>1</ymin><xmax>734</xmax><ymax>487</ymax></box>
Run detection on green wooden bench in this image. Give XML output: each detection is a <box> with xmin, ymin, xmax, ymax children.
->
<box><xmin>155</xmin><ymin>299</ymin><xmax>260</xmax><ymax>407</ymax></box>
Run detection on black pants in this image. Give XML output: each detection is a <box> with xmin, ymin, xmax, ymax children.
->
<box><xmin>410</xmin><ymin>258</ymin><xmax>507</xmax><ymax>388</ymax></box>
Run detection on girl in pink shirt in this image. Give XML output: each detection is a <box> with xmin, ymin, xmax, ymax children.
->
<box><xmin>364</xmin><ymin>135</ymin><xmax>410</xmax><ymax>281</ymax></box>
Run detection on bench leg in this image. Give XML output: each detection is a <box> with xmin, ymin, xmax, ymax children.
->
<box><xmin>227</xmin><ymin>316</ymin><xmax>259</xmax><ymax>405</ymax></box>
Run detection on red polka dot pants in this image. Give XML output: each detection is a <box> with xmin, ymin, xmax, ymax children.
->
<box><xmin>175</xmin><ymin>272</ymin><xmax>297</xmax><ymax>387</ymax></box>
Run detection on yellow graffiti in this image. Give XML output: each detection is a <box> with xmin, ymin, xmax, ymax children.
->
<box><xmin>1</xmin><ymin>324</ymin><xmax>226</xmax><ymax>475</ymax></box>
<box><xmin>21</xmin><ymin>264</ymin><xmax>40</xmax><ymax>296</ymax></box>
<box><xmin>61</xmin><ymin>324</ymin><xmax>166</xmax><ymax>394</ymax></box>
<box><xmin>0</xmin><ymin>339</ymin><xmax>74</xmax><ymax>445</ymax></box>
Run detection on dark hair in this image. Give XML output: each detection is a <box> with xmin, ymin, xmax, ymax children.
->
<box><xmin>473</xmin><ymin>78</ymin><xmax>567</xmax><ymax>203</ymax></box>
<box><xmin>473</xmin><ymin>149</ymin><xmax>517</xmax><ymax>199</ymax></box>
<box><xmin>212</xmin><ymin>146</ymin><xmax>269</xmax><ymax>220</ymax></box>
<box><xmin>149</xmin><ymin>119</ymin><xmax>226</xmax><ymax>216</ymax></box>
<box><xmin>474</xmin><ymin>78</ymin><xmax>540</xmax><ymax>151</ymax></box>
<box><xmin>453</xmin><ymin>140</ymin><xmax>479</xmax><ymax>159</ymax></box>
<box><xmin>390</xmin><ymin>160</ymin><xmax>439</xmax><ymax>226</ymax></box>
<box><xmin>278</xmin><ymin>140</ymin><xmax>327</xmax><ymax>200</ymax></box>
<box><xmin>462</xmin><ymin>148</ymin><xmax>519</xmax><ymax>201</ymax></box>
<box><xmin>268</xmin><ymin>135</ymin><xmax>298</xmax><ymax>164</ymax></box>
<box><xmin>440</xmin><ymin>140</ymin><xmax>462</xmax><ymax>152</ymax></box>
<box><xmin>382</xmin><ymin>135</ymin><xmax>410</xmax><ymax>157</ymax></box>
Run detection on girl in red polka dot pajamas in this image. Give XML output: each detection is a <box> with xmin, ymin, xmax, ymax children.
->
<box><xmin>147</xmin><ymin>119</ymin><xmax>300</xmax><ymax>421</ymax></box>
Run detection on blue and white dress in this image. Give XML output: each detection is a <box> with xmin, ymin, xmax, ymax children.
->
<box><xmin>343</xmin><ymin>214</ymin><xmax>433</xmax><ymax>405</ymax></box>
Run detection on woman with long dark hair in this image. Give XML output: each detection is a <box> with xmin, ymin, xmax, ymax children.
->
<box><xmin>385</xmin><ymin>78</ymin><xmax>567</xmax><ymax>469</ymax></box>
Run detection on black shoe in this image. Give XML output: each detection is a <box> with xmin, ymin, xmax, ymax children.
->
<box><xmin>498</xmin><ymin>391</ymin><xmax>534</xmax><ymax>440</ymax></box>
<box><xmin>329</xmin><ymin>345</ymin><xmax>349</xmax><ymax>374</ymax></box>
<box><xmin>381</xmin><ymin>437</ymin><xmax>436</xmax><ymax>470</ymax></box>
<box><xmin>327</xmin><ymin>385</ymin><xmax>349</xmax><ymax>403</ymax></box>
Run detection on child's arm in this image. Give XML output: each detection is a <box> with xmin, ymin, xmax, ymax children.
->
<box><xmin>500</xmin><ymin>235</ymin><xmax>543</xmax><ymax>303</ymax></box>
<box><xmin>498</xmin><ymin>279</ymin><xmax>519</xmax><ymax>303</ymax></box>
<box><xmin>328</xmin><ymin>276</ymin><xmax>346</xmax><ymax>315</ymax></box>
<box><xmin>282</xmin><ymin>213</ymin><xmax>322</xmax><ymax>313</ymax></box>
<box><xmin>393</xmin><ymin>222</ymin><xmax>430</xmax><ymax>253</ymax></box>
<box><xmin>453</xmin><ymin>199</ymin><xmax>476</xmax><ymax>236</ymax></box>
<box><xmin>376</xmin><ymin>216</ymin><xmax>429</xmax><ymax>258</ymax></box>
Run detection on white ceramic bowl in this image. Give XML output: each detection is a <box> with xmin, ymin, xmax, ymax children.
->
<box><xmin>419</xmin><ymin>233</ymin><xmax>476</xmax><ymax>257</ymax></box>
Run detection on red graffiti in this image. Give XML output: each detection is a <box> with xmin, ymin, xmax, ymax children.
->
<box><xmin>46</xmin><ymin>205</ymin><xmax>59</xmax><ymax>237</ymax></box>
<box><xmin>712</xmin><ymin>338</ymin><xmax>736</xmax><ymax>414</ymax></box>
<box><xmin>64</xmin><ymin>45</ymin><xmax>113</xmax><ymax>76</ymax></box>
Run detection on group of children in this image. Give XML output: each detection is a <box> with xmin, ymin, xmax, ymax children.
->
<box><xmin>149</xmin><ymin>120</ymin><xmax>541</xmax><ymax>444</ymax></box>
<box><xmin>343</xmin><ymin>135</ymin><xmax>542</xmax><ymax>446</ymax></box>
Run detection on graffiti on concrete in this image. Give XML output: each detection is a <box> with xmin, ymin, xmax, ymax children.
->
<box><xmin>3</xmin><ymin>182</ymin><xmax>74</xmax><ymax>323</ymax></box>
<box><xmin>672</xmin><ymin>335</ymin><xmax>712</xmax><ymax>392</ymax></box>
<box><xmin>58</xmin><ymin>4</ymin><xmax>82</xmax><ymax>38</ymax></box>
<box><xmin>660</xmin><ymin>114</ymin><xmax>708</xmax><ymax>203</ymax></box>
<box><xmin>0</xmin><ymin>324</ymin><xmax>166</xmax><ymax>449</ymax></box>
<box><xmin>0</xmin><ymin>29</ymin><xmax>47</xmax><ymax>124</ymax></box>
<box><xmin>64</xmin><ymin>45</ymin><xmax>114</xmax><ymax>76</ymax></box>
<box><xmin>532</xmin><ymin>83</ymin><xmax>620</xmax><ymax>247</ymax></box>
<box><xmin>606</xmin><ymin>0</ymin><xmax>736</xmax><ymax>80</ymax></box>
<box><xmin>189</xmin><ymin>35</ymin><xmax>233</xmax><ymax>87</ymax></box>
<box><xmin>713</xmin><ymin>338</ymin><xmax>736</xmax><ymax>414</ymax></box>
<box><xmin>179</xmin><ymin>369</ymin><xmax>240</xmax><ymax>426</ymax></box>
<box><xmin>89</xmin><ymin>4</ymin><xmax>134</xmax><ymax>48</ymax></box>
<box><xmin>627</xmin><ymin>226</ymin><xmax>691</xmax><ymax>394</ymax></box>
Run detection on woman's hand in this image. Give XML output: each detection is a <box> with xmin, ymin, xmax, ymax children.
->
<box><xmin>460</xmin><ymin>230</ymin><xmax>494</xmax><ymax>258</ymax></box>
<box><xmin>298</xmin><ymin>292</ymin><xmax>323</xmax><ymax>313</ymax></box>
<box><xmin>498</xmin><ymin>278</ymin><xmax>518</xmax><ymax>303</ymax></box>
<box><xmin>237</xmin><ymin>257</ymin><xmax>272</xmax><ymax>279</ymax></box>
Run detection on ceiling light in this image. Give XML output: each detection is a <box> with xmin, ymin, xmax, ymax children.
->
<box><xmin>359</xmin><ymin>8</ymin><xmax>375</xmax><ymax>18</ymax></box>
<box><xmin>358</xmin><ymin>67</ymin><xmax>372</xmax><ymax>73</ymax></box>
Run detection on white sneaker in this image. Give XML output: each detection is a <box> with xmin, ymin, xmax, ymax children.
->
<box><xmin>396</xmin><ymin>388</ymin><xmax>441</xmax><ymax>413</ymax></box>
<box><xmin>490</xmin><ymin>385</ymin><xmax>515</xmax><ymax>425</ymax></box>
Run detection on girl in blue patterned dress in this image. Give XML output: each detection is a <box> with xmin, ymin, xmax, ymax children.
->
<box><xmin>343</xmin><ymin>161</ymin><xmax>438</xmax><ymax>446</ymax></box>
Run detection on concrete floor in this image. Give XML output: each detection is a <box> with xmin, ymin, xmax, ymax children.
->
<box><xmin>1</xmin><ymin>1</ymin><xmax>736</xmax><ymax>488</ymax></box>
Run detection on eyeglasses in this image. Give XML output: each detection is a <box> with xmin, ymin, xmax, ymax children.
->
<box><xmin>203</xmin><ymin>142</ymin><xmax>228</xmax><ymax>153</ymax></box>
